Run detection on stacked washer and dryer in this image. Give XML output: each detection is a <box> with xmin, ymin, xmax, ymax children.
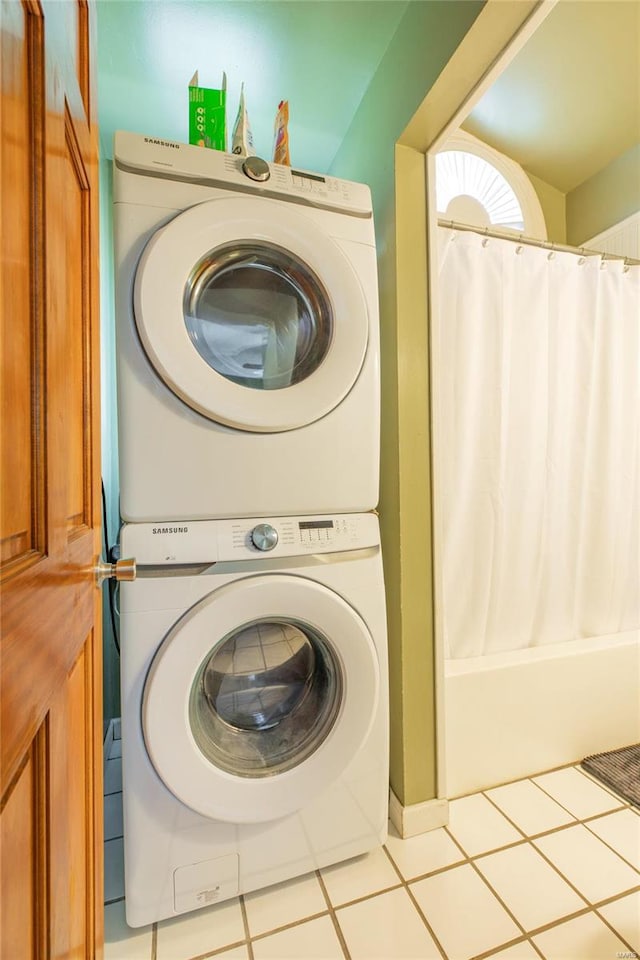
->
<box><xmin>113</xmin><ymin>131</ymin><xmax>389</xmax><ymax>928</ymax></box>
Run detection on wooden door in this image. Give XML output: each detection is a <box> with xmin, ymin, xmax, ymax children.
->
<box><xmin>1</xmin><ymin>1</ymin><xmax>103</xmax><ymax>957</ymax></box>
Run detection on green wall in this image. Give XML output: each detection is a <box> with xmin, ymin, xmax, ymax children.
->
<box><xmin>566</xmin><ymin>143</ymin><xmax>640</xmax><ymax>246</ymax></box>
<box><xmin>330</xmin><ymin>0</ymin><xmax>484</xmax><ymax>807</ymax></box>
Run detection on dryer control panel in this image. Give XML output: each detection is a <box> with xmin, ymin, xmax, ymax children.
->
<box><xmin>121</xmin><ymin>513</ymin><xmax>379</xmax><ymax>566</ymax></box>
<box><xmin>114</xmin><ymin>130</ymin><xmax>372</xmax><ymax>218</ymax></box>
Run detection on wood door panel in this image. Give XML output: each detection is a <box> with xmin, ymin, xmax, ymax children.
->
<box><xmin>1</xmin><ymin>1</ymin><xmax>32</xmax><ymax>559</ymax></box>
<box><xmin>0</xmin><ymin>535</ymin><xmax>95</xmax><ymax>787</ymax></box>
<box><xmin>1</xmin><ymin>755</ymin><xmax>37</xmax><ymax>960</ymax></box>
<box><xmin>63</xmin><ymin>111</ymin><xmax>91</xmax><ymax>534</ymax></box>
<box><xmin>50</xmin><ymin>642</ymin><xmax>95</xmax><ymax>960</ymax></box>
<box><xmin>1</xmin><ymin>0</ymin><xmax>103</xmax><ymax>954</ymax></box>
<box><xmin>0</xmin><ymin>725</ymin><xmax>48</xmax><ymax>960</ymax></box>
<box><xmin>77</xmin><ymin>1</ymin><xmax>91</xmax><ymax>123</ymax></box>
<box><xmin>0</xmin><ymin>0</ymin><xmax>45</xmax><ymax>571</ymax></box>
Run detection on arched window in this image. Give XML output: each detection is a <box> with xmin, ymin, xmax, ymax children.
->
<box><xmin>436</xmin><ymin>131</ymin><xmax>547</xmax><ymax>239</ymax></box>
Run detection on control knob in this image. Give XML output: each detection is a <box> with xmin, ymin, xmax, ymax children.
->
<box><xmin>251</xmin><ymin>523</ymin><xmax>278</xmax><ymax>552</ymax></box>
<box><xmin>242</xmin><ymin>156</ymin><xmax>270</xmax><ymax>182</ymax></box>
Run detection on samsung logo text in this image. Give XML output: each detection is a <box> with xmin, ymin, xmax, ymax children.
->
<box><xmin>144</xmin><ymin>138</ymin><xmax>180</xmax><ymax>149</ymax></box>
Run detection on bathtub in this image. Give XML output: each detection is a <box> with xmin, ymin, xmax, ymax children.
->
<box><xmin>444</xmin><ymin>629</ymin><xmax>640</xmax><ymax>798</ymax></box>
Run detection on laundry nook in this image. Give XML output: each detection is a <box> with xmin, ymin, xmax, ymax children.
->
<box><xmin>1</xmin><ymin>2</ymin><xmax>638</xmax><ymax>958</ymax></box>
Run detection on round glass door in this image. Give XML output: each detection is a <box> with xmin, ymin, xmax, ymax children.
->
<box><xmin>189</xmin><ymin>618</ymin><xmax>342</xmax><ymax>777</ymax></box>
<box><xmin>133</xmin><ymin>196</ymin><xmax>369</xmax><ymax>432</ymax></box>
<box><xmin>142</xmin><ymin>575</ymin><xmax>379</xmax><ymax>823</ymax></box>
<box><xmin>184</xmin><ymin>242</ymin><xmax>332</xmax><ymax>391</ymax></box>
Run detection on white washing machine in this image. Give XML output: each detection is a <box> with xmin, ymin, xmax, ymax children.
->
<box><xmin>113</xmin><ymin>131</ymin><xmax>380</xmax><ymax>522</ymax></box>
<box><xmin>118</xmin><ymin>512</ymin><xmax>389</xmax><ymax>928</ymax></box>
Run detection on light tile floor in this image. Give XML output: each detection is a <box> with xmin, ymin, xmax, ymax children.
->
<box><xmin>104</xmin><ymin>732</ymin><xmax>640</xmax><ymax>960</ymax></box>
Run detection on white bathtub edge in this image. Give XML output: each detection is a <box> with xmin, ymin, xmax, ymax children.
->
<box><xmin>444</xmin><ymin>629</ymin><xmax>640</xmax><ymax>798</ymax></box>
<box><xmin>445</xmin><ymin>629</ymin><xmax>640</xmax><ymax>677</ymax></box>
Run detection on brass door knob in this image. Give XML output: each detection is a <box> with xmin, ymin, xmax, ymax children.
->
<box><xmin>94</xmin><ymin>557</ymin><xmax>136</xmax><ymax>587</ymax></box>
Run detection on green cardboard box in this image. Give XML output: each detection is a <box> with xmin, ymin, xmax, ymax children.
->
<box><xmin>189</xmin><ymin>71</ymin><xmax>226</xmax><ymax>150</ymax></box>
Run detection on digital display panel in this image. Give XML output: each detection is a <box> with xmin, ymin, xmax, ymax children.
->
<box><xmin>299</xmin><ymin>520</ymin><xmax>334</xmax><ymax>530</ymax></box>
<box><xmin>292</xmin><ymin>170</ymin><xmax>326</xmax><ymax>183</ymax></box>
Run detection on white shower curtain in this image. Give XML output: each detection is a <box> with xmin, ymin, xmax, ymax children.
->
<box><xmin>437</xmin><ymin>227</ymin><xmax>640</xmax><ymax>658</ymax></box>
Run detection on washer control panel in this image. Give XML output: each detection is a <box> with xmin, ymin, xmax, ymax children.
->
<box><xmin>226</xmin><ymin>515</ymin><xmax>363</xmax><ymax>560</ymax></box>
<box><xmin>121</xmin><ymin>513</ymin><xmax>377</xmax><ymax>566</ymax></box>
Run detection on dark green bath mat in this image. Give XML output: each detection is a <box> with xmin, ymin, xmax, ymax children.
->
<box><xmin>581</xmin><ymin>743</ymin><xmax>640</xmax><ymax>808</ymax></box>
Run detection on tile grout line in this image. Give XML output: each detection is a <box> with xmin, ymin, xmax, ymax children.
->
<box><xmin>448</xmin><ymin>757</ymin><xmax>634</xmax><ymax>804</ymax></box>
<box><xmin>442</xmin><ymin>823</ymin><xmax>472</xmax><ymax>860</ymax></box>
<box><xmin>208</xmin><ymin>939</ymin><xmax>251</xmax><ymax>959</ymax></box>
<box><xmin>384</xmin><ymin>830</ymin><xmax>607</xmax><ymax>960</ymax></box>
<box><xmin>577</xmin><ymin>763</ymin><xmax>638</xmax><ymax>810</ymax></box>
<box><xmin>464</xmin><ymin>861</ymin><xmax>638</xmax><ymax>960</ymax></box>
<box><xmin>512</xmin><ymin>838</ymin><xmax>640</xmax><ymax>950</ymax></box>
<box><xmin>247</xmin><ymin>909</ymin><xmax>331</xmax><ymax>945</ymax></box>
<box><xmin>594</xmin><ymin>887</ymin><xmax>640</xmax><ymax>957</ymax></box>
<box><xmin>177</xmin><ymin>938</ymin><xmax>249</xmax><ymax>960</ymax></box>
<box><xmin>475</xmin><ymin>790</ymin><xmax>529</xmax><ymax>842</ymax></box>
<box><xmin>380</xmin><ymin>844</ymin><xmax>449</xmax><ymax>960</ymax></box>
<box><xmin>239</xmin><ymin>894</ymin><xmax>255</xmax><ymax>960</ymax></box>
<box><xmin>580</xmin><ymin>816</ymin><xmax>640</xmax><ymax>873</ymax></box>
<box><xmin>440</xmin><ymin>828</ymin><xmax>468</xmax><ymax>861</ymax></box>
<box><xmin>480</xmin><ymin>933</ymin><xmax>547</xmax><ymax>960</ymax></box>
<box><xmin>446</xmin><ymin>758</ymin><xmax>580</xmax><ymax>802</ymax></box>
<box><xmin>439</xmin><ymin>820</ymin><xmax>563</xmax><ymax>865</ymax></box>
<box><xmin>518</xmin><ymin>835</ymin><xmax>605</xmax><ymax>911</ymax></box>
<box><xmin>430</xmin><ymin>807</ymin><xmax>640</xmax><ymax>954</ymax></box>
<box><xmin>471</xmin><ymin>933</ymin><xmax>546</xmax><ymax>960</ymax></box>
<box><xmin>592</xmin><ymin>888</ymin><xmax>640</xmax><ymax>955</ymax></box>
<box><xmin>315</xmin><ymin>869</ymin><xmax>352</xmax><ymax>960</ymax></box>
<box><xmin>527</xmin><ymin>828</ymin><xmax>639</xmax><ymax>910</ymax></box>
<box><xmin>458</xmin><ymin>786</ymin><xmax>595</xmax><ymax>943</ymax></box>
<box><xmin>530</xmin><ymin>768</ymin><xmax>625</xmax><ymax>821</ymax></box>
<box><xmin>397</xmin><ymin>769</ymin><xmax>639</xmax><ymax>927</ymax></box>
<box><xmin>476</xmin><ymin>781</ymin><xmax>637</xmax><ymax>858</ymax></box>
<box><xmin>322</xmin><ymin>882</ymin><xmax>402</xmax><ymax>912</ymax></box>
<box><xmin>480</xmin><ymin>779</ymin><xmax>578</xmax><ymax>834</ymax></box>
<box><xmin>389</xmin><ymin>850</ymin><xmax>469</xmax><ymax>887</ymax></box>
<box><xmin>442</xmin><ymin>822</ymin><xmax>487</xmax><ymax>861</ymax></box>
<box><xmin>588</xmin><ymin>883</ymin><xmax>640</xmax><ymax>911</ymax></box>
<box><xmin>473</xmin><ymin>853</ymin><xmax>594</xmax><ymax>944</ymax></box>
<box><xmin>466</xmin><ymin>855</ymin><xmax>530</xmax><ymax>940</ymax></box>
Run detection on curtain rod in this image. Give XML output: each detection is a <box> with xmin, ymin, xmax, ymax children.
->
<box><xmin>437</xmin><ymin>219</ymin><xmax>640</xmax><ymax>266</ymax></box>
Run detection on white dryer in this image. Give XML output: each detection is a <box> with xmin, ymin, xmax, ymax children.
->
<box><xmin>118</xmin><ymin>512</ymin><xmax>388</xmax><ymax>928</ymax></box>
<box><xmin>113</xmin><ymin>131</ymin><xmax>380</xmax><ymax>522</ymax></box>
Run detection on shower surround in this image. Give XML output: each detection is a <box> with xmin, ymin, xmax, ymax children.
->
<box><xmin>435</xmin><ymin>228</ymin><xmax>640</xmax><ymax>796</ymax></box>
